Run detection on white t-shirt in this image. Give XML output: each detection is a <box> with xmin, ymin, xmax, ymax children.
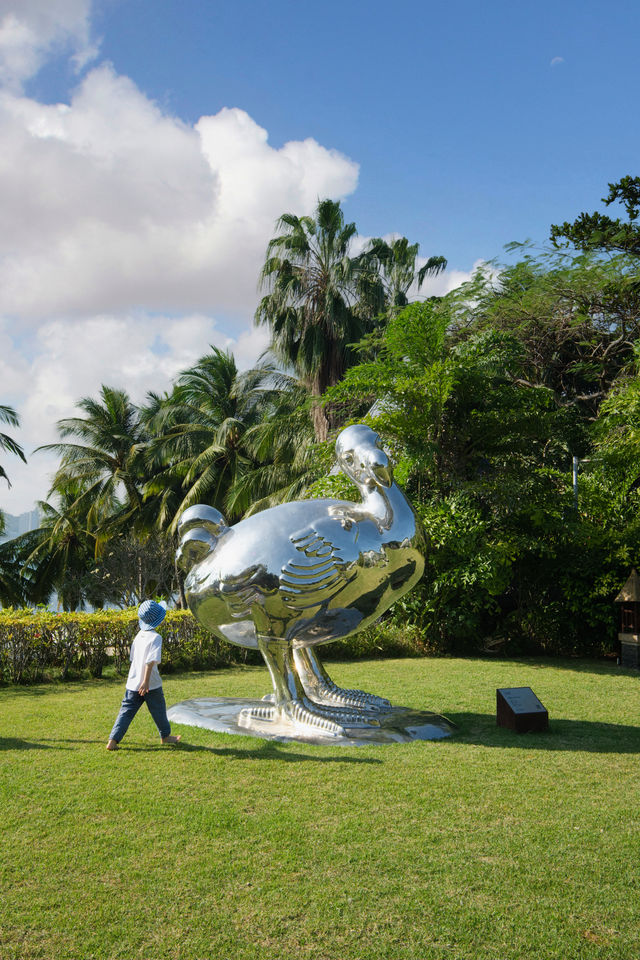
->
<box><xmin>126</xmin><ymin>628</ymin><xmax>163</xmax><ymax>692</ymax></box>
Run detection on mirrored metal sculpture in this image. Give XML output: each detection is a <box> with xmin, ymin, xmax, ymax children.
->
<box><xmin>168</xmin><ymin>424</ymin><xmax>453</xmax><ymax>744</ymax></box>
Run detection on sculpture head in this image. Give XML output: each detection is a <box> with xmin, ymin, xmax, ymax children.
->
<box><xmin>335</xmin><ymin>424</ymin><xmax>392</xmax><ymax>490</ymax></box>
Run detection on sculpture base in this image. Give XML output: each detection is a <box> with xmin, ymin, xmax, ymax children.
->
<box><xmin>167</xmin><ymin>697</ymin><xmax>455</xmax><ymax>746</ymax></box>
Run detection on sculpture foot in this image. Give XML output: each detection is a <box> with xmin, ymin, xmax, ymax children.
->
<box><xmin>306</xmin><ymin>679</ymin><xmax>391</xmax><ymax>713</ymax></box>
<box><xmin>260</xmin><ymin>690</ymin><xmax>378</xmax><ymax>726</ymax></box>
<box><xmin>310</xmin><ymin>700</ymin><xmax>380</xmax><ymax>727</ymax></box>
<box><xmin>238</xmin><ymin>700</ymin><xmax>345</xmax><ymax>737</ymax></box>
<box><xmin>293</xmin><ymin>647</ymin><xmax>391</xmax><ymax>714</ymax></box>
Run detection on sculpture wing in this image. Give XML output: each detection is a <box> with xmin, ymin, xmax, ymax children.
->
<box><xmin>279</xmin><ymin>519</ymin><xmax>359</xmax><ymax>612</ymax></box>
<box><xmin>218</xmin><ymin>564</ymin><xmax>271</xmax><ymax>620</ymax></box>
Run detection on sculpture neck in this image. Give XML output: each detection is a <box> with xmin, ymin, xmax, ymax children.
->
<box><xmin>361</xmin><ymin>481</ymin><xmax>407</xmax><ymax>531</ymax></box>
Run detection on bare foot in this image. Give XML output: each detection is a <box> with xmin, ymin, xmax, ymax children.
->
<box><xmin>106</xmin><ymin>740</ymin><xmax>119</xmax><ymax>751</ymax></box>
<box><xmin>161</xmin><ymin>734</ymin><xmax>182</xmax><ymax>745</ymax></box>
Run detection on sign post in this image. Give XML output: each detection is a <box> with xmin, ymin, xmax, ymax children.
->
<box><xmin>497</xmin><ymin>687</ymin><xmax>548</xmax><ymax>733</ymax></box>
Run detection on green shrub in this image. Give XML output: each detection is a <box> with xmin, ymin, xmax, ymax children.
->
<box><xmin>0</xmin><ymin>608</ymin><xmax>426</xmax><ymax>684</ymax></box>
<box><xmin>0</xmin><ymin>609</ymin><xmax>261</xmax><ymax>684</ymax></box>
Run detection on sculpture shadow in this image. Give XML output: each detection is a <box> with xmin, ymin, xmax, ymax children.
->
<box><xmin>10</xmin><ymin>736</ymin><xmax>382</xmax><ymax>764</ymax></box>
<box><xmin>122</xmin><ymin>740</ymin><xmax>383</xmax><ymax>763</ymax></box>
<box><xmin>445</xmin><ymin>711</ymin><xmax>640</xmax><ymax>754</ymax></box>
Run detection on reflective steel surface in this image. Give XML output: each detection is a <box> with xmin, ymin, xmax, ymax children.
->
<box><xmin>174</xmin><ymin>424</ymin><xmax>440</xmax><ymax>741</ymax></box>
<box><xmin>166</xmin><ymin>697</ymin><xmax>455</xmax><ymax>746</ymax></box>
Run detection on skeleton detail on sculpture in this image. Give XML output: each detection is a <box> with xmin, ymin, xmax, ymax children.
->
<box><xmin>176</xmin><ymin>424</ymin><xmax>426</xmax><ymax>737</ymax></box>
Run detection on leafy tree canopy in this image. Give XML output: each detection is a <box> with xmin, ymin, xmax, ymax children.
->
<box><xmin>550</xmin><ymin>175</ymin><xmax>640</xmax><ymax>255</ymax></box>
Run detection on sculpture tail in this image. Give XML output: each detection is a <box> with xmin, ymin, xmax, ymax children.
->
<box><xmin>176</xmin><ymin>504</ymin><xmax>228</xmax><ymax>574</ymax></box>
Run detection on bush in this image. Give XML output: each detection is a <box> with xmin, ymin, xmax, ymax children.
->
<box><xmin>0</xmin><ymin>608</ymin><xmax>426</xmax><ymax>684</ymax></box>
<box><xmin>0</xmin><ymin>609</ymin><xmax>262</xmax><ymax>684</ymax></box>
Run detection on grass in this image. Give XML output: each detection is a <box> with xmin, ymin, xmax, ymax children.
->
<box><xmin>1</xmin><ymin>655</ymin><xmax>639</xmax><ymax>960</ymax></box>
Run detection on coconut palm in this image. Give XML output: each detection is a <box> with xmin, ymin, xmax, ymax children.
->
<box><xmin>10</xmin><ymin>481</ymin><xmax>103</xmax><ymax>610</ymax></box>
<box><xmin>0</xmin><ymin>535</ymin><xmax>31</xmax><ymax>605</ymax></box>
<box><xmin>0</xmin><ymin>403</ymin><xmax>27</xmax><ymax>547</ymax></box>
<box><xmin>0</xmin><ymin>404</ymin><xmax>26</xmax><ymax>489</ymax></box>
<box><xmin>256</xmin><ymin>200</ymin><xmax>448</xmax><ymax>439</ymax></box>
<box><xmin>142</xmin><ymin>350</ymin><xmax>318</xmax><ymax>533</ymax></box>
<box><xmin>142</xmin><ymin>348</ymin><xmax>270</xmax><ymax>530</ymax></box>
<box><xmin>256</xmin><ymin>199</ymin><xmax>378</xmax><ymax>440</ymax></box>
<box><xmin>36</xmin><ymin>386</ymin><xmax>146</xmax><ymax>537</ymax></box>
<box><xmin>223</xmin><ymin>368</ymin><xmax>316</xmax><ymax>517</ymax></box>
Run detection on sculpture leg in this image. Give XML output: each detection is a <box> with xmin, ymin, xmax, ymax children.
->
<box><xmin>240</xmin><ymin>638</ymin><xmax>380</xmax><ymax>735</ymax></box>
<box><xmin>239</xmin><ymin>638</ymin><xmax>346</xmax><ymax>736</ymax></box>
<box><xmin>293</xmin><ymin>646</ymin><xmax>391</xmax><ymax>713</ymax></box>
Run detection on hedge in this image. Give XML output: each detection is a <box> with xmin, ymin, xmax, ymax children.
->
<box><xmin>0</xmin><ymin>608</ymin><xmax>429</xmax><ymax>684</ymax></box>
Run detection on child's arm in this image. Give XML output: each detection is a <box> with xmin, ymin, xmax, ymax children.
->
<box><xmin>138</xmin><ymin>662</ymin><xmax>158</xmax><ymax>696</ymax></box>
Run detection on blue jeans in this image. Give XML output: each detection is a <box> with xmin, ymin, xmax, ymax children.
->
<box><xmin>109</xmin><ymin>687</ymin><xmax>171</xmax><ymax>742</ymax></box>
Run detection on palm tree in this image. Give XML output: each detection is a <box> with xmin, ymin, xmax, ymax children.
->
<box><xmin>0</xmin><ymin>404</ymin><xmax>26</xmax><ymax>489</ymax></box>
<box><xmin>223</xmin><ymin>367</ymin><xmax>316</xmax><ymax>517</ymax></box>
<box><xmin>255</xmin><ymin>200</ymin><xmax>448</xmax><ymax>439</ymax></box>
<box><xmin>10</xmin><ymin>481</ymin><xmax>102</xmax><ymax>610</ymax></box>
<box><xmin>255</xmin><ymin>199</ymin><xmax>377</xmax><ymax>440</ymax></box>
<box><xmin>364</xmin><ymin>236</ymin><xmax>447</xmax><ymax>312</ymax></box>
<box><xmin>0</xmin><ymin>403</ymin><xmax>27</xmax><ymax>546</ymax></box>
<box><xmin>141</xmin><ymin>348</ymin><xmax>268</xmax><ymax>530</ymax></box>
<box><xmin>0</xmin><ymin>536</ymin><xmax>31</xmax><ymax>606</ymax></box>
<box><xmin>36</xmin><ymin>386</ymin><xmax>146</xmax><ymax>537</ymax></box>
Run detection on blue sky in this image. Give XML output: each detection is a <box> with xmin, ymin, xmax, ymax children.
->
<box><xmin>28</xmin><ymin>0</ymin><xmax>640</xmax><ymax>269</ymax></box>
<box><xmin>1</xmin><ymin>0</ymin><xmax>639</xmax><ymax>513</ymax></box>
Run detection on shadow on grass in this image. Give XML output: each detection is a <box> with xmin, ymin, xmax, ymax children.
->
<box><xmin>117</xmin><ymin>741</ymin><xmax>382</xmax><ymax>763</ymax></box>
<box><xmin>0</xmin><ymin>678</ymin><xmax>126</xmax><ymax>697</ymax></box>
<box><xmin>0</xmin><ymin>736</ymin><xmax>74</xmax><ymax>750</ymax></box>
<box><xmin>1</xmin><ymin>736</ymin><xmax>381</xmax><ymax>763</ymax></box>
<box><xmin>446</xmin><ymin>712</ymin><xmax>640</xmax><ymax>753</ymax></box>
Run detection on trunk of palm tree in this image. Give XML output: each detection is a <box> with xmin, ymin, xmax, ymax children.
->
<box><xmin>309</xmin><ymin>342</ymin><xmax>346</xmax><ymax>441</ymax></box>
<box><xmin>311</xmin><ymin>401</ymin><xmax>330</xmax><ymax>442</ymax></box>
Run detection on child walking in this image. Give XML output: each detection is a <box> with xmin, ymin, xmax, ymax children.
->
<box><xmin>106</xmin><ymin>599</ymin><xmax>182</xmax><ymax>750</ymax></box>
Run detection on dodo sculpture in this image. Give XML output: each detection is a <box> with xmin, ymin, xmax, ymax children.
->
<box><xmin>176</xmin><ymin>424</ymin><xmax>426</xmax><ymax>737</ymax></box>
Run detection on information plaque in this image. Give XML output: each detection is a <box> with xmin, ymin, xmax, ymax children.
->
<box><xmin>496</xmin><ymin>687</ymin><xmax>548</xmax><ymax>733</ymax></box>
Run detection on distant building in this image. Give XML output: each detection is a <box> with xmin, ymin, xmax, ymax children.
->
<box><xmin>0</xmin><ymin>508</ymin><xmax>41</xmax><ymax>543</ymax></box>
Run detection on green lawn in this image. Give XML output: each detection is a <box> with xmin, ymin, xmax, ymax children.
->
<box><xmin>1</xmin><ymin>656</ymin><xmax>639</xmax><ymax>960</ymax></box>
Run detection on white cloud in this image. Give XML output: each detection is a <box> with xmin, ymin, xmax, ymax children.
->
<box><xmin>0</xmin><ymin>2</ymin><xmax>361</xmax><ymax>514</ymax></box>
<box><xmin>0</xmin><ymin>66</ymin><xmax>358</xmax><ymax>321</ymax></box>
<box><xmin>0</xmin><ymin>0</ymin><xmax>95</xmax><ymax>90</ymax></box>
<box><xmin>418</xmin><ymin>259</ymin><xmax>489</xmax><ymax>298</ymax></box>
<box><xmin>550</xmin><ymin>56</ymin><xmax>565</xmax><ymax>67</ymax></box>
<box><xmin>0</xmin><ymin>312</ymin><xmax>272</xmax><ymax>514</ymax></box>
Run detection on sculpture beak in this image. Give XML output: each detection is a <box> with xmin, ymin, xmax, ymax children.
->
<box><xmin>370</xmin><ymin>452</ymin><xmax>392</xmax><ymax>488</ymax></box>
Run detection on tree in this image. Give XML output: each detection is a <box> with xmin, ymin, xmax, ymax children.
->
<box><xmin>550</xmin><ymin>175</ymin><xmax>640</xmax><ymax>255</ymax></box>
<box><xmin>223</xmin><ymin>369</ymin><xmax>316</xmax><ymax>517</ymax></box>
<box><xmin>449</xmin><ymin>247</ymin><xmax>640</xmax><ymax>423</ymax></box>
<box><xmin>142</xmin><ymin>348</ymin><xmax>276</xmax><ymax>528</ymax></box>
<box><xmin>0</xmin><ymin>404</ymin><xmax>26</xmax><ymax>489</ymax></box>
<box><xmin>363</xmin><ymin>236</ymin><xmax>446</xmax><ymax>312</ymax></box>
<box><xmin>255</xmin><ymin>199</ymin><xmax>372</xmax><ymax>440</ymax></box>
<box><xmin>90</xmin><ymin>532</ymin><xmax>178</xmax><ymax>608</ymax></box>
<box><xmin>0</xmin><ymin>535</ymin><xmax>31</xmax><ymax>606</ymax></box>
<box><xmin>10</xmin><ymin>481</ymin><xmax>105</xmax><ymax>611</ymax></box>
<box><xmin>592</xmin><ymin>345</ymin><xmax>640</xmax><ymax>492</ymax></box>
<box><xmin>321</xmin><ymin>300</ymin><xmax>605</xmax><ymax>654</ymax></box>
<box><xmin>37</xmin><ymin>386</ymin><xmax>146</xmax><ymax>537</ymax></box>
<box><xmin>0</xmin><ymin>403</ymin><xmax>27</xmax><ymax>547</ymax></box>
<box><xmin>256</xmin><ymin>199</ymin><xmax>448</xmax><ymax>441</ymax></box>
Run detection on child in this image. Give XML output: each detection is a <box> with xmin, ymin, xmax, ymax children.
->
<box><xmin>106</xmin><ymin>599</ymin><xmax>183</xmax><ymax>750</ymax></box>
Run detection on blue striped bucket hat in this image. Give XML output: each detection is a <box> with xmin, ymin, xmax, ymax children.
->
<box><xmin>138</xmin><ymin>599</ymin><xmax>167</xmax><ymax>631</ymax></box>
